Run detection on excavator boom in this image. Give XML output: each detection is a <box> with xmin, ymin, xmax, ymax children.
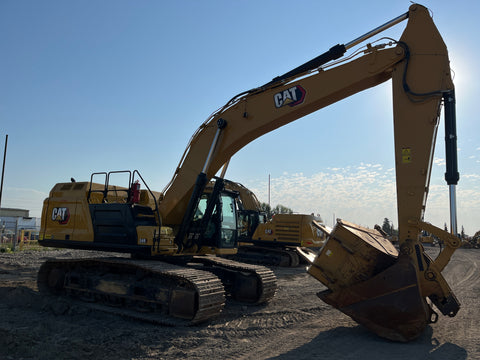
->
<box><xmin>160</xmin><ymin>45</ymin><xmax>403</xmax><ymax>225</ymax></box>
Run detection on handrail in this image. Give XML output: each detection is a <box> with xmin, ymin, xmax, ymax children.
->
<box><xmin>88</xmin><ymin>169</ymin><xmax>162</xmax><ymax>251</ymax></box>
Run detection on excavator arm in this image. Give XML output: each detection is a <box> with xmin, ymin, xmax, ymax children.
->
<box><xmin>159</xmin><ymin>4</ymin><xmax>460</xmax><ymax>341</ymax></box>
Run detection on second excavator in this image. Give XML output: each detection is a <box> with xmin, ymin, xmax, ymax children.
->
<box><xmin>38</xmin><ymin>4</ymin><xmax>460</xmax><ymax>341</ymax></box>
<box><xmin>206</xmin><ymin>179</ymin><xmax>326</xmax><ymax>267</ymax></box>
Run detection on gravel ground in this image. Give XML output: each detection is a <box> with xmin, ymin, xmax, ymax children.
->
<box><xmin>0</xmin><ymin>247</ymin><xmax>478</xmax><ymax>360</ymax></box>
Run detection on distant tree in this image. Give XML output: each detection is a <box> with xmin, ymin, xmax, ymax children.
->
<box><xmin>272</xmin><ymin>204</ymin><xmax>293</xmax><ymax>216</ymax></box>
<box><xmin>382</xmin><ymin>218</ymin><xmax>392</xmax><ymax>236</ymax></box>
<box><xmin>444</xmin><ymin>222</ymin><xmax>448</xmax><ymax>232</ymax></box>
<box><xmin>259</xmin><ymin>203</ymin><xmax>293</xmax><ymax>220</ymax></box>
<box><xmin>391</xmin><ymin>223</ymin><xmax>398</xmax><ymax>236</ymax></box>
<box><xmin>259</xmin><ymin>202</ymin><xmax>272</xmax><ymax>219</ymax></box>
<box><xmin>461</xmin><ymin>225</ymin><xmax>466</xmax><ymax>239</ymax></box>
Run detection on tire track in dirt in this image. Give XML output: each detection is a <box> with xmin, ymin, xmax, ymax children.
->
<box><xmin>448</xmin><ymin>250</ymin><xmax>479</xmax><ymax>288</ymax></box>
<box><xmin>201</xmin><ymin>302</ymin><xmax>352</xmax><ymax>360</ymax></box>
<box><xmin>0</xmin><ymin>248</ymin><xmax>478</xmax><ymax>359</ymax></box>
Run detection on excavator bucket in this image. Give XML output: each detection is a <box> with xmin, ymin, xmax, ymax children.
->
<box><xmin>318</xmin><ymin>256</ymin><xmax>433</xmax><ymax>342</ymax></box>
<box><xmin>307</xmin><ymin>220</ymin><xmax>437</xmax><ymax>341</ymax></box>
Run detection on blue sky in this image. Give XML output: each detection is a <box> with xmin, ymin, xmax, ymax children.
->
<box><xmin>1</xmin><ymin>1</ymin><xmax>479</xmax><ymax>235</ymax></box>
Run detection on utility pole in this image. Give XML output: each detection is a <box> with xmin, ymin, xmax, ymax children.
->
<box><xmin>268</xmin><ymin>174</ymin><xmax>270</xmax><ymax>207</ymax></box>
<box><xmin>0</xmin><ymin>134</ymin><xmax>8</xmax><ymax>209</ymax></box>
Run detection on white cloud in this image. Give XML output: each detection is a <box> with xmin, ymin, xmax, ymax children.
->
<box><xmin>463</xmin><ymin>174</ymin><xmax>480</xmax><ymax>179</ymax></box>
<box><xmin>248</xmin><ymin>164</ymin><xmax>480</xmax><ymax>235</ymax></box>
<box><xmin>434</xmin><ymin>157</ymin><xmax>446</xmax><ymax>166</ymax></box>
<box><xmin>250</xmin><ymin>165</ymin><xmax>397</xmax><ymax>228</ymax></box>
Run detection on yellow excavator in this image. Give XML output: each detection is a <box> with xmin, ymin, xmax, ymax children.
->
<box><xmin>206</xmin><ymin>179</ymin><xmax>326</xmax><ymax>266</ymax></box>
<box><xmin>39</xmin><ymin>4</ymin><xmax>460</xmax><ymax>340</ymax></box>
<box><xmin>39</xmin><ymin>174</ymin><xmax>278</xmax><ymax>325</ymax></box>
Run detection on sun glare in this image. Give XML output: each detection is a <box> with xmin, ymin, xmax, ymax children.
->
<box><xmin>449</xmin><ymin>52</ymin><xmax>472</xmax><ymax>93</ymax></box>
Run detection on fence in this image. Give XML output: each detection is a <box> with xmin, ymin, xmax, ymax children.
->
<box><xmin>1</xmin><ymin>218</ymin><xmax>41</xmax><ymax>251</ymax></box>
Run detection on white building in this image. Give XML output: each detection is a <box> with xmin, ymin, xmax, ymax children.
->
<box><xmin>0</xmin><ymin>207</ymin><xmax>41</xmax><ymax>234</ymax></box>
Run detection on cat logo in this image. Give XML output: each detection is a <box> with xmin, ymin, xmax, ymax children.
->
<box><xmin>273</xmin><ymin>85</ymin><xmax>306</xmax><ymax>108</ymax></box>
<box><xmin>51</xmin><ymin>207</ymin><xmax>70</xmax><ymax>225</ymax></box>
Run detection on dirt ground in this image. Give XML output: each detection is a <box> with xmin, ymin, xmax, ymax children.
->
<box><xmin>0</xmin><ymin>247</ymin><xmax>478</xmax><ymax>360</ymax></box>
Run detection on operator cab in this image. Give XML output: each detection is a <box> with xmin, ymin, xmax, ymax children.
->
<box><xmin>192</xmin><ymin>190</ymin><xmax>238</xmax><ymax>249</ymax></box>
<box><xmin>237</xmin><ymin>209</ymin><xmax>267</xmax><ymax>241</ymax></box>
